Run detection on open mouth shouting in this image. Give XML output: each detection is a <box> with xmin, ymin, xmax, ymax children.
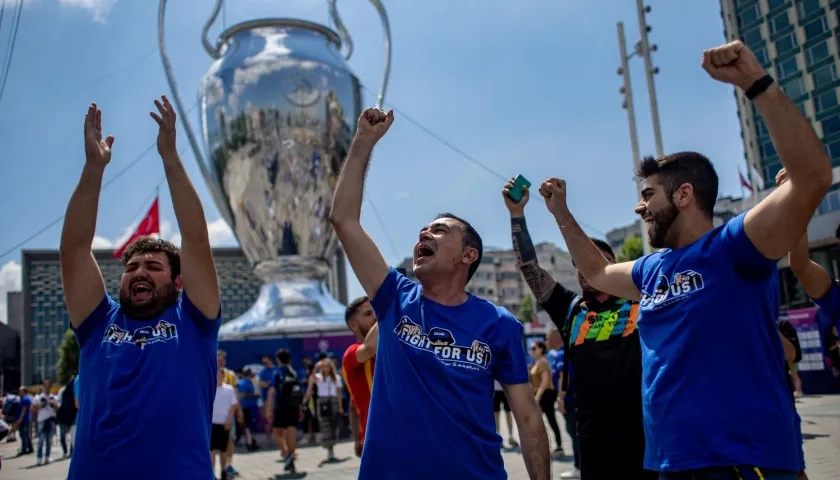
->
<box><xmin>415</xmin><ymin>243</ymin><xmax>436</xmax><ymax>263</ymax></box>
<box><xmin>130</xmin><ymin>280</ymin><xmax>154</xmax><ymax>301</ymax></box>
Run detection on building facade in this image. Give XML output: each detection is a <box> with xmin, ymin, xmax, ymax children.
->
<box><xmin>397</xmin><ymin>242</ymin><xmax>580</xmax><ymax>325</ymax></box>
<box><xmin>20</xmin><ymin>247</ymin><xmax>347</xmax><ymax>385</ymax></box>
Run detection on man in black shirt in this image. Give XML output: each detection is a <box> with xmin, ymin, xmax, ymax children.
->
<box><xmin>266</xmin><ymin>349</ymin><xmax>303</xmax><ymax>474</ymax></box>
<box><xmin>502</xmin><ymin>180</ymin><xmax>656</xmax><ymax>480</ymax></box>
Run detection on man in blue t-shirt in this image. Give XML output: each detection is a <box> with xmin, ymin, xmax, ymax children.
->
<box><xmin>61</xmin><ymin>99</ymin><xmax>222</xmax><ymax>480</ymax></box>
<box><xmin>237</xmin><ymin>368</ymin><xmax>260</xmax><ymax>451</ymax></box>
<box><xmin>329</xmin><ymin>107</ymin><xmax>550</xmax><ymax>479</ymax></box>
<box><xmin>537</xmin><ymin>42</ymin><xmax>831</xmax><ymax>479</ymax></box>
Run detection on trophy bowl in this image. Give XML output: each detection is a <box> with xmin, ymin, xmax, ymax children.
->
<box><xmin>158</xmin><ymin>0</ymin><xmax>391</xmax><ymax>338</ymax></box>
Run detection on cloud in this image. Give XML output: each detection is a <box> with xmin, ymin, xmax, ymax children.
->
<box><xmin>0</xmin><ymin>261</ymin><xmax>22</xmax><ymax>325</ymax></box>
<box><xmin>58</xmin><ymin>0</ymin><xmax>117</xmax><ymax>24</ymax></box>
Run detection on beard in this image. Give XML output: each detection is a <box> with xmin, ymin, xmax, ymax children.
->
<box><xmin>647</xmin><ymin>200</ymin><xmax>679</xmax><ymax>249</ymax></box>
<box><xmin>119</xmin><ymin>281</ymin><xmax>179</xmax><ymax>320</ymax></box>
<box><xmin>358</xmin><ymin>322</ymin><xmax>375</xmax><ymax>338</ymax></box>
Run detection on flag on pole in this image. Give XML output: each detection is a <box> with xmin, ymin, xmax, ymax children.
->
<box><xmin>739</xmin><ymin>170</ymin><xmax>753</xmax><ymax>193</ymax></box>
<box><xmin>113</xmin><ymin>197</ymin><xmax>160</xmax><ymax>259</ymax></box>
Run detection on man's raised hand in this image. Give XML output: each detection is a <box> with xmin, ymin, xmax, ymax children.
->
<box><xmin>150</xmin><ymin>95</ymin><xmax>177</xmax><ymax>157</ymax></box>
<box><xmin>701</xmin><ymin>41</ymin><xmax>766</xmax><ymax>91</ymax></box>
<box><xmin>84</xmin><ymin>103</ymin><xmax>114</xmax><ymax>166</ymax></box>
<box><xmin>538</xmin><ymin>178</ymin><xmax>569</xmax><ymax>218</ymax></box>
<box><xmin>355</xmin><ymin>107</ymin><xmax>394</xmax><ymax>144</ymax></box>
<box><xmin>502</xmin><ymin>178</ymin><xmax>529</xmax><ymax>216</ymax></box>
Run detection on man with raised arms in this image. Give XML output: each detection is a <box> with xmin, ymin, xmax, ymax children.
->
<box><xmin>63</xmin><ymin>98</ymin><xmax>222</xmax><ymax>480</ymax></box>
<box><xmin>329</xmin><ymin>107</ymin><xmax>550</xmax><ymax>479</ymax></box>
<box><xmin>538</xmin><ymin>41</ymin><xmax>831</xmax><ymax>479</ymax></box>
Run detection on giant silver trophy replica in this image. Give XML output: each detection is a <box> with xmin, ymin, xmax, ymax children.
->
<box><xmin>158</xmin><ymin>0</ymin><xmax>391</xmax><ymax>338</ymax></box>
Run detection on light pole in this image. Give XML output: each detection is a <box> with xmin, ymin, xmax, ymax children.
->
<box><xmin>635</xmin><ymin>0</ymin><xmax>664</xmax><ymax>158</ymax></box>
<box><xmin>617</xmin><ymin>21</ymin><xmax>652</xmax><ymax>255</ymax></box>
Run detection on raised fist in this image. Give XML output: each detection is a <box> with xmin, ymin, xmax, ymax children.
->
<box><xmin>701</xmin><ymin>41</ymin><xmax>767</xmax><ymax>91</ymax></box>
<box><xmin>355</xmin><ymin>107</ymin><xmax>394</xmax><ymax>144</ymax></box>
<box><xmin>502</xmin><ymin>178</ymin><xmax>529</xmax><ymax>215</ymax></box>
<box><xmin>538</xmin><ymin>178</ymin><xmax>569</xmax><ymax>217</ymax></box>
<box><xmin>84</xmin><ymin>103</ymin><xmax>114</xmax><ymax>167</ymax></box>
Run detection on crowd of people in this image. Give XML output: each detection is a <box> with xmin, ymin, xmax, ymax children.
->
<box><xmin>14</xmin><ymin>39</ymin><xmax>837</xmax><ymax>480</ymax></box>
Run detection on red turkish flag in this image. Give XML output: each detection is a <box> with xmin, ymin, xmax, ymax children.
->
<box><xmin>113</xmin><ymin>197</ymin><xmax>160</xmax><ymax>259</ymax></box>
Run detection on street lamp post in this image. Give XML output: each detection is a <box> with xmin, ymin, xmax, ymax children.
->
<box><xmin>617</xmin><ymin>21</ymin><xmax>652</xmax><ymax>255</ymax></box>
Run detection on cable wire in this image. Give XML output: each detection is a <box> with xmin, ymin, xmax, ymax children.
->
<box><xmin>364</xmin><ymin>192</ymin><xmax>400</xmax><ymax>260</ymax></box>
<box><xmin>0</xmin><ymin>0</ymin><xmax>22</xmax><ymax>106</ymax></box>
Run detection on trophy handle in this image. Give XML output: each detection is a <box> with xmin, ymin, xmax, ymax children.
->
<box><xmin>329</xmin><ymin>0</ymin><xmax>392</xmax><ymax>108</ymax></box>
<box><xmin>156</xmin><ymin>0</ymin><xmax>234</xmax><ymax>226</ymax></box>
<box><xmin>199</xmin><ymin>0</ymin><xmax>225</xmax><ymax>59</ymax></box>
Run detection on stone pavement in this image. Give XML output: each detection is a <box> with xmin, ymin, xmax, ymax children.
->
<box><xmin>1</xmin><ymin>394</ymin><xmax>838</xmax><ymax>479</ymax></box>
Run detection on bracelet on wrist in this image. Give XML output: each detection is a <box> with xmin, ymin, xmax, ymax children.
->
<box><xmin>745</xmin><ymin>74</ymin><xmax>774</xmax><ymax>101</ymax></box>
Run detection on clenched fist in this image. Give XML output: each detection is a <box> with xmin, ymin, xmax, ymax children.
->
<box><xmin>538</xmin><ymin>178</ymin><xmax>569</xmax><ymax>218</ymax></box>
<box><xmin>355</xmin><ymin>107</ymin><xmax>394</xmax><ymax>144</ymax></box>
<box><xmin>701</xmin><ymin>41</ymin><xmax>767</xmax><ymax>91</ymax></box>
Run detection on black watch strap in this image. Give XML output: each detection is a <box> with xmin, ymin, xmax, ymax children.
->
<box><xmin>745</xmin><ymin>74</ymin><xmax>775</xmax><ymax>100</ymax></box>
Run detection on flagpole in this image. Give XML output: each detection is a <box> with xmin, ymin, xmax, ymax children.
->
<box><xmin>155</xmin><ymin>185</ymin><xmax>161</xmax><ymax>240</ymax></box>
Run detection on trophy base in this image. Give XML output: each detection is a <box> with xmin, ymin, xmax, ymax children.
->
<box><xmin>218</xmin><ymin>277</ymin><xmax>347</xmax><ymax>340</ymax></box>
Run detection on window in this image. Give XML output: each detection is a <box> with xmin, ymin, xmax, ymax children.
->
<box><xmin>824</xmin><ymin>115</ymin><xmax>840</xmax><ymax>136</ymax></box>
<box><xmin>767</xmin><ymin>0</ymin><xmax>791</xmax><ymax>9</ymax></box>
<box><xmin>813</xmin><ymin>63</ymin><xmax>838</xmax><ymax>88</ymax></box>
<box><xmin>803</xmin><ymin>16</ymin><xmax>828</xmax><ymax>39</ymax></box>
<box><xmin>770</xmin><ymin>11</ymin><xmax>791</xmax><ymax>33</ymax></box>
<box><xmin>742</xmin><ymin>27</ymin><xmax>763</xmax><ymax>48</ymax></box>
<box><xmin>825</xmin><ymin>139</ymin><xmax>840</xmax><ymax>159</ymax></box>
<box><xmin>782</xmin><ymin>77</ymin><xmax>805</xmax><ymax>98</ymax></box>
<box><xmin>761</xmin><ymin>141</ymin><xmax>778</xmax><ymax>158</ymax></box>
<box><xmin>797</xmin><ymin>0</ymin><xmax>822</xmax><ymax>19</ymax></box>
<box><xmin>756</xmin><ymin>118</ymin><xmax>770</xmax><ymax>137</ymax></box>
<box><xmin>738</xmin><ymin>3</ymin><xmax>761</xmax><ymax>25</ymax></box>
<box><xmin>815</xmin><ymin>90</ymin><xmax>838</xmax><ymax>113</ymax></box>
<box><xmin>806</xmin><ymin>41</ymin><xmax>830</xmax><ymax>66</ymax></box>
<box><xmin>754</xmin><ymin>47</ymin><xmax>770</xmax><ymax>65</ymax></box>
<box><xmin>775</xmin><ymin>32</ymin><xmax>798</xmax><ymax>54</ymax></box>
<box><xmin>776</xmin><ymin>57</ymin><xmax>799</xmax><ymax>79</ymax></box>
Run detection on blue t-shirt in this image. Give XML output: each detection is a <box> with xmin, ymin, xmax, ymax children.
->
<box><xmin>546</xmin><ymin>349</ymin><xmax>562</xmax><ymax>389</ymax></box>
<box><xmin>631</xmin><ymin>212</ymin><xmax>797</xmax><ymax>472</ymax></box>
<box><xmin>68</xmin><ymin>292</ymin><xmax>220</xmax><ymax>480</ymax></box>
<box><xmin>18</xmin><ymin>395</ymin><xmax>31</xmax><ymax>423</ymax></box>
<box><xmin>258</xmin><ymin>366</ymin><xmax>276</xmax><ymax>402</ymax></box>
<box><xmin>811</xmin><ymin>282</ymin><xmax>840</xmax><ymax>331</ymax></box>
<box><xmin>361</xmin><ymin>268</ymin><xmax>529</xmax><ymax>480</ymax></box>
<box><xmin>237</xmin><ymin>378</ymin><xmax>258</xmax><ymax>409</ymax></box>
<box><xmin>73</xmin><ymin>376</ymin><xmax>80</xmax><ymax>425</ymax></box>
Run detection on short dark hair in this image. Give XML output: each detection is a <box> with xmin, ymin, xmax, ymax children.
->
<box><xmin>435</xmin><ymin>213</ymin><xmax>483</xmax><ymax>282</ymax></box>
<box><xmin>275</xmin><ymin>348</ymin><xmax>290</xmax><ymax>365</ymax></box>
<box><xmin>532</xmin><ymin>340</ymin><xmax>547</xmax><ymax>355</ymax></box>
<box><xmin>635</xmin><ymin>152</ymin><xmax>719</xmax><ymax>218</ymax></box>
<box><xmin>590</xmin><ymin>238</ymin><xmax>615</xmax><ymax>259</ymax></box>
<box><xmin>120</xmin><ymin>236</ymin><xmax>181</xmax><ymax>279</ymax></box>
<box><xmin>345</xmin><ymin>296</ymin><xmax>370</xmax><ymax>324</ymax></box>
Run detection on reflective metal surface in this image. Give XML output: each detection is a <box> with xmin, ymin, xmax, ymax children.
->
<box><xmin>157</xmin><ymin>1</ymin><xmax>391</xmax><ymax>337</ymax></box>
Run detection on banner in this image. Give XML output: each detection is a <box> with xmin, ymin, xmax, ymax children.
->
<box><xmin>782</xmin><ymin>307</ymin><xmax>826</xmax><ymax>371</ymax></box>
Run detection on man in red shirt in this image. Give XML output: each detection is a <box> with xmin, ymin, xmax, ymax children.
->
<box><xmin>341</xmin><ymin>296</ymin><xmax>378</xmax><ymax>457</ymax></box>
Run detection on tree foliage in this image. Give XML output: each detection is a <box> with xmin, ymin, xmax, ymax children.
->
<box><xmin>617</xmin><ymin>235</ymin><xmax>644</xmax><ymax>263</ymax></box>
<box><xmin>56</xmin><ymin>329</ymin><xmax>79</xmax><ymax>385</ymax></box>
<box><xmin>517</xmin><ymin>294</ymin><xmax>535</xmax><ymax>324</ymax></box>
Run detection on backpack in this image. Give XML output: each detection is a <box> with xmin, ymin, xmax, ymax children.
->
<box><xmin>274</xmin><ymin>368</ymin><xmax>303</xmax><ymax>408</ymax></box>
<box><xmin>57</xmin><ymin>379</ymin><xmax>77</xmax><ymax>425</ymax></box>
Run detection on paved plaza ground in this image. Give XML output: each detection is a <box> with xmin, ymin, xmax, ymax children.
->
<box><xmin>1</xmin><ymin>394</ymin><xmax>838</xmax><ymax>479</ymax></box>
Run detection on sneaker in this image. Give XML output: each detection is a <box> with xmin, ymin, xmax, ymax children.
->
<box><xmin>552</xmin><ymin>447</ymin><xmax>565</xmax><ymax>457</ymax></box>
<box><xmin>35</xmin><ymin>457</ymin><xmax>42</xmax><ymax>466</ymax></box>
<box><xmin>508</xmin><ymin>438</ymin><xmax>519</xmax><ymax>448</ymax></box>
<box><xmin>284</xmin><ymin>458</ymin><xmax>296</xmax><ymax>473</ymax></box>
<box><xmin>560</xmin><ymin>467</ymin><xmax>581</xmax><ymax>478</ymax></box>
<box><xmin>282</xmin><ymin>452</ymin><xmax>294</xmax><ymax>469</ymax></box>
<box><xmin>225</xmin><ymin>465</ymin><xmax>238</xmax><ymax>476</ymax></box>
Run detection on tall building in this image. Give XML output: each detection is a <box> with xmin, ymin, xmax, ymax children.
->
<box><xmin>19</xmin><ymin>247</ymin><xmax>347</xmax><ymax>385</ymax></box>
<box><xmin>720</xmin><ymin>0</ymin><xmax>840</xmax><ymax>192</ymax></box>
<box><xmin>396</xmin><ymin>242</ymin><xmax>580</xmax><ymax>325</ymax></box>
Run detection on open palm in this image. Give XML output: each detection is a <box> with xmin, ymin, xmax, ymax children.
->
<box><xmin>84</xmin><ymin>103</ymin><xmax>114</xmax><ymax>166</ymax></box>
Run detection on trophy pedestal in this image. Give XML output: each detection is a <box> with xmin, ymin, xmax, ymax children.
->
<box><xmin>218</xmin><ymin>277</ymin><xmax>347</xmax><ymax>339</ymax></box>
